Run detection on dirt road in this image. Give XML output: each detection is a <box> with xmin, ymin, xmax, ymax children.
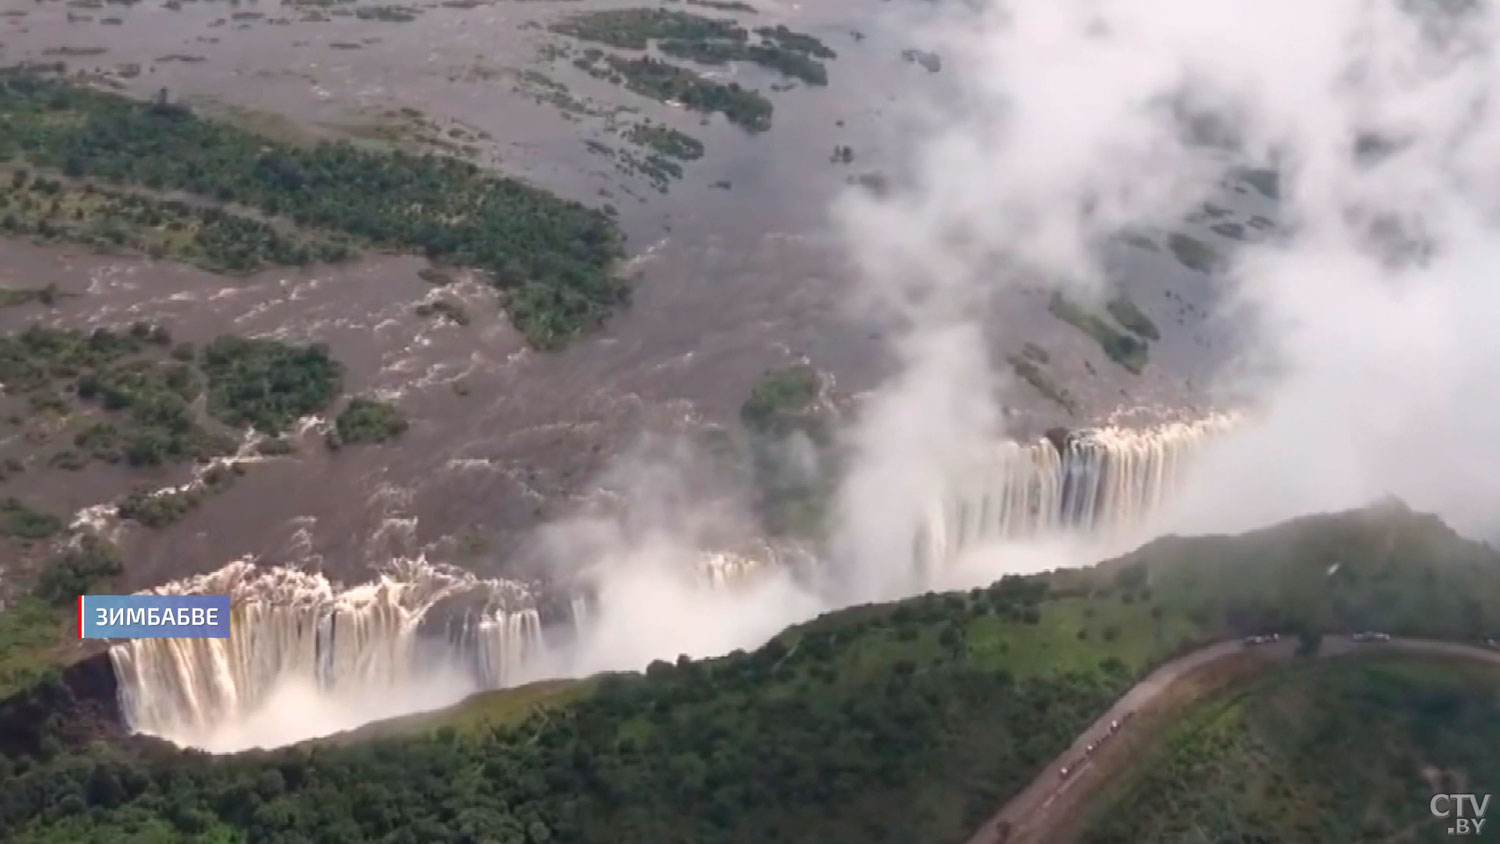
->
<box><xmin>965</xmin><ymin>635</ymin><xmax>1500</xmax><ymax>844</ymax></box>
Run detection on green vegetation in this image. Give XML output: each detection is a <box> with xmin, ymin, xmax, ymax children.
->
<box><xmin>413</xmin><ymin>299</ymin><xmax>470</xmax><ymax>326</ymax></box>
<box><xmin>115</xmin><ymin>487</ymin><xmax>201</xmax><ymax>528</ymax></box>
<box><xmin>331</xmin><ymin>397</ymin><xmax>409</xmax><ymax>446</ymax></box>
<box><xmin>740</xmin><ymin>363</ymin><xmax>825</xmax><ymax>438</ymax></box>
<box><xmin>741</xmin><ymin>365</ymin><xmax>839</xmax><ymax>537</ymax></box>
<box><xmin>0</xmin><ymin>534</ymin><xmax>120</xmax><ymax>701</ymax></box>
<box><xmin>0</xmin><ymin>598</ymin><xmax>69</xmax><ymax>702</ymax></box>
<box><xmin>253</xmin><ymin>436</ymin><xmax>295</xmax><ymax>456</ymax></box>
<box><xmin>599</xmin><ymin>55</ymin><xmax>774</xmax><ymax>132</ymax></box>
<box><xmin>1007</xmin><ymin>352</ymin><xmax>1078</xmax><ymax>415</ymax></box>
<box><xmin>353</xmin><ymin>4</ymin><xmax>419</xmax><ymax>22</ymax></box>
<box><xmin>6</xmin><ymin>504</ymin><xmax>1500</xmax><ymax>843</ymax></box>
<box><xmin>0</xmin><ymin>71</ymin><xmax>624</xmax><ymax>346</ymax></box>
<box><xmin>1105</xmin><ymin>295</ymin><xmax>1160</xmax><ymax>341</ymax></box>
<box><xmin>756</xmin><ymin>24</ymin><xmax>836</xmax><ymax>58</ymax></box>
<box><xmin>1078</xmin><ymin>657</ymin><xmax>1500</xmax><ymax>843</ymax></box>
<box><xmin>0</xmin><ymin>166</ymin><xmax>351</xmax><ymax>273</ymax></box>
<box><xmin>587</xmin><ymin>139</ymin><xmax>686</xmax><ymax>194</ymax></box>
<box><xmin>0</xmin><ymin>499</ymin><xmax>64</xmax><ymax>541</ymax></box>
<box><xmin>662</xmin><ymin>40</ymin><xmax>829</xmax><ymax>86</ymax></box>
<box><xmin>0</xmin><ymin>324</ymin><xmax>233</xmax><ymax>469</ymax></box>
<box><xmin>3</xmin><ymin>577</ymin><xmax>1130</xmax><ymax>844</ymax></box>
<box><xmin>685</xmin><ymin>0</ymin><xmax>756</xmax><ymax>10</ymax></box>
<box><xmin>32</xmin><ymin>534</ymin><xmax>123</xmax><ymax>606</ymax></box>
<box><xmin>1166</xmin><ymin>232</ymin><xmax>1222</xmax><ymax>273</ymax></box>
<box><xmin>625</xmin><ymin>123</ymin><xmax>705</xmax><ymax>161</ymax></box>
<box><xmin>550</xmin><ymin>8</ymin><xmax>744</xmax><ymax>49</ymax></box>
<box><xmin>1048</xmin><ymin>293</ymin><xmax>1150</xmax><ymax>374</ymax></box>
<box><xmin>552</xmin><ymin>8</ymin><xmax>831</xmax><ymax>87</ymax></box>
<box><xmin>332</xmin><ymin>678</ymin><xmax>599</xmax><ymax>744</ymax></box>
<box><xmin>199</xmin><ymin>336</ymin><xmax>342</xmax><ymax>435</ymax></box>
<box><xmin>0</xmin><ymin>323</ymin><xmax>355</xmax><ymax>474</ymax></box>
<box><xmin>0</xmin><ymin>283</ymin><xmax>64</xmax><ymax>309</ymax></box>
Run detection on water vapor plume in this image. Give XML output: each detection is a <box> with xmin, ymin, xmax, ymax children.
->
<box><xmin>527</xmin><ymin>435</ymin><xmax>822</xmax><ymax>678</ymax></box>
<box><xmin>835</xmin><ymin>0</ymin><xmax>1500</xmax><ymax>556</ymax></box>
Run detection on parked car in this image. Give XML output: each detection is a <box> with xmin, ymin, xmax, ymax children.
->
<box><xmin>1352</xmin><ymin>631</ymin><xmax>1391</xmax><ymax>643</ymax></box>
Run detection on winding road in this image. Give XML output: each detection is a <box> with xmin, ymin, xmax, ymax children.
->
<box><xmin>964</xmin><ymin>635</ymin><xmax>1500</xmax><ymax>844</ymax></box>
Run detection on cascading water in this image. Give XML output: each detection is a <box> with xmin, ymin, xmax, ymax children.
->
<box><xmin>109</xmin><ymin>557</ymin><xmax>546</xmax><ymax>750</ymax></box>
<box><xmin>109</xmin><ymin>413</ymin><xmax>1234</xmax><ymax>750</ymax></box>
<box><xmin>916</xmin><ymin>414</ymin><xmax>1237</xmax><ymax>570</ymax></box>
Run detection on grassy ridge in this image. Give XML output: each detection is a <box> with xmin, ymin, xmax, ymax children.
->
<box><xmin>0</xmin><ymin>72</ymin><xmax>624</xmax><ymax>347</ymax></box>
<box><xmin>1076</xmin><ymin>656</ymin><xmax>1500</xmax><ymax>843</ymax></box>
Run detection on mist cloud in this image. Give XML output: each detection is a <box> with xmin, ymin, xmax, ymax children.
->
<box><xmin>836</xmin><ymin>0</ymin><xmax>1500</xmax><ymax>549</ymax></box>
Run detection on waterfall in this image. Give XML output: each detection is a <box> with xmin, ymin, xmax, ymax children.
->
<box><xmin>917</xmin><ymin>414</ymin><xmax>1236</xmax><ymax>569</ymax></box>
<box><xmin>108</xmin><ymin>558</ymin><xmax>545</xmax><ymax>750</ymax></box>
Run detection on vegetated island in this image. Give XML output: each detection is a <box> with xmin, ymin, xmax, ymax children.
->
<box><xmin>0</xmin><ymin>323</ymin><xmax>353</xmax><ymax>475</ymax></box>
<box><xmin>3</xmin><ymin>500</ymin><xmax>1499</xmax><ymax>842</ymax></box>
<box><xmin>0</xmin><ymin>71</ymin><xmax>625</xmax><ymax>347</ymax></box>
<box><xmin>1007</xmin><ymin>342</ymin><xmax>1079</xmax><ymax>416</ymax></box>
<box><xmin>551</xmin><ymin>9</ymin><xmax>835</xmax><ymax>86</ymax></box>
<box><xmin>550</xmin><ymin>9</ymin><xmax>839</xmax><ymax>132</ymax></box>
<box><xmin>571</xmin><ymin>50</ymin><xmax>774</xmax><ymax>133</ymax></box>
<box><xmin>0</xmin><ymin>320</ymin><xmax>403</xmax><ymax>540</ymax></box>
<box><xmin>1048</xmin><ymin>292</ymin><xmax>1151</xmax><ymax>374</ymax></box>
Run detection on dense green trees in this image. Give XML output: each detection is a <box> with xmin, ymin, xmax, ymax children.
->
<box><xmin>31</xmin><ymin>535</ymin><xmax>123</xmax><ymax>606</ymax></box>
<box><xmin>1</xmin><ymin>324</ymin><xmax>229</xmax><ymax>469</ymax></box>
<box><xmin>0</xmin><ymin>71</ymin><xmax>624</xmax><ymax>346</ymax></box>
<box><xmin>0</xmin><ymin>324</ymin><xmax>348</xmax><ymax>469</ymax></box>
<box><xmin>0</xmin><ymin>170</ymin><xmax>349</xmax><ymax>274</ymax></box>
<box><xmin>200</xmin><ymin>337</ymin><xmax>342</xmax><ymax>435</ymax></box>
<box><xmin>551</xmin><ymin>9</ymin><xmax>832</xmax><ymax>86</ymax></box>
<box><xmin>0</xmin><ymin>499</ymin><xmax>63</xmax><ymax>541</ymax></box>
<box><xmin>331</xmin><ymin>398</ymin><xmax>409</xmax><ymax>446</ymax></box>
